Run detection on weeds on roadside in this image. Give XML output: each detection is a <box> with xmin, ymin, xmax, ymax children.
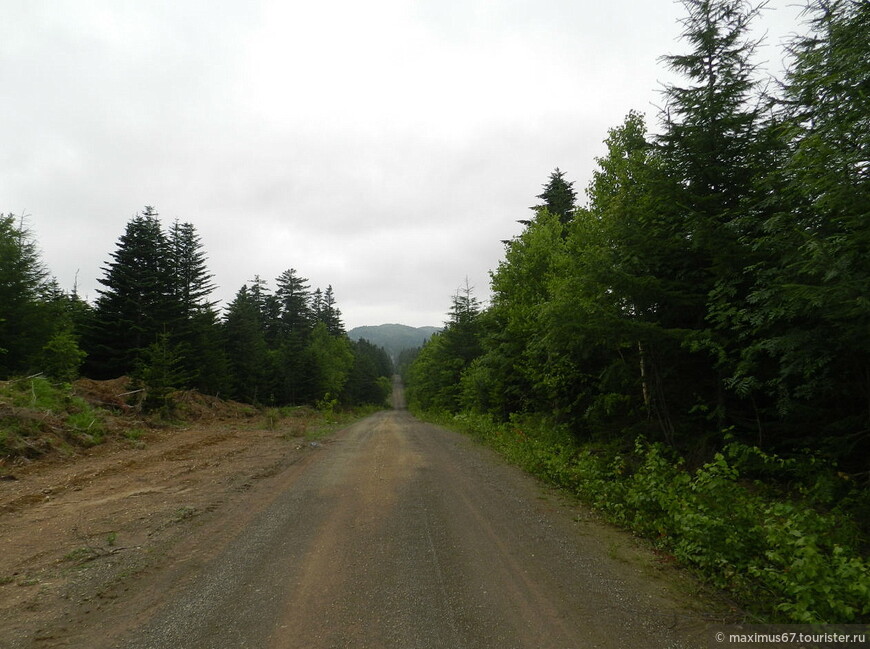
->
<box><xmin>0</xmin><ymin>377</ymin><xmax>110</xmax><ymax>458</ymax></box>
<box><xmin>63</xmin><ymin>525</ymin><xmax>123</xmax><ymax>564</ymax></box>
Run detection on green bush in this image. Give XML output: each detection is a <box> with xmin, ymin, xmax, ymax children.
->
<box><xmin>41</xmin><ymin>331</ymin><xmax>86</xmax><ymax>383</ymax></box>
<box><xmin>9</xmin><ymin>375</ymin><xmax>69</xmax><ymax>410</ymax></box>
<box><xmin>66</xmin><ymin>410</ymin><xmax>105</xmax><ymax>446</ymax></box>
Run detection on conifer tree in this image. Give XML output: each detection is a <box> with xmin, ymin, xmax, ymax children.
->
<box><xmin>134</xmin><ymin>332</ymin><xmax>191</xmax><ymax>412</ymax></box>
<box><xmin>86</xmin><ymin>207</ymin><xmax>175</xmax><ymax>378</ymax></box>
<box><xmin>653</xmin><ymin>0</ymin><xmax>767</xmax><ymax>434</ymax></box>
<box><xmin>223</xmin><ymin>284</ymin><xmax>268</xmax><ymax>403</ymax></box>
<box><xmin>166</xmin><ymin>219</ymin><xmax>226</xmax><ymax>391</ymax></box>
<box><xmin>0</xmin><ymin>213</ymin><xmax>48</xmax><ymax>376</ymax></box>
<box><xmin>167</xmin><ymin>220</ymin><xmax>216</xmax><ymax>318</ymax></box>
<box><xmin>315</xmin><ymin>285</ymin><xmax>345</xmax><ymax>336</ymax></box>
<box><xmin>532</xmin><ymin>167</ymin><xmax>577</xmax><ymax>227</ymax></box>
<box><xmin>725</xmin><ymin>0</ymin><xmax>870</xmax><ymax>458</ymax></box>
<box><xmin>408</xmin><ymin>282</ymin><xmax>483</xmax><ymax>413</ymax></box>
<box><xmin>275</xmin><ymin>268</ymin><xmax>312</xmax><ymax>338</ymax></box>
<box><xmin>343</xmin><ymin>339</ymin><xmax>392</xmax><ymax>406</ymax></box>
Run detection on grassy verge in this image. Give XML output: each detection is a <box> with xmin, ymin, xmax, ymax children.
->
<box><xmin>0</xmin><ymin>376</ymin><xmax>112</xmax><ymax>462</ymax></box>
<box><xmin>0</xmin><ymin>376</ymin><xmax>383</xmax><ymax>469</ymax></box>
<box><xmin>420</xmin><ymin>409</ymin><xmax>870</xmax><ymax>624</ymax></box>
<box><xmin>260</xmin><ymin>403</ymin><xmax>383</xmax><ymax>441</ymax></box>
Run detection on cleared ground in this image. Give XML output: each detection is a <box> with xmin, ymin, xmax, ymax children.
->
<box><xmin>0</xmin><ymin>385</ymin><xmax>725</xmax><ymax>648</ymax></box>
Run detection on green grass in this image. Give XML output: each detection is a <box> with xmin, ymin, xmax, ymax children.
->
<box><xmin>257</xmin><ymin>404</ymin><xmax>382</xmax><ymax>441</ymax></box>
<box><xmin>0</xmin><ymin>376</ymin><xmax>110</xmax><ymax>459</ymax></box>
<box><xmin>305</xmin><ymin>404</ymin><xmax>382</xmax><ymax>441</ymax></box>
<box><xmin>66</xmin><ymin>411</ymin><xmax>106</xmax><ymax>445</ymax></box>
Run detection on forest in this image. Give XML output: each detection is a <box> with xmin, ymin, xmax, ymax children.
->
<box><xmin>406</xmin><ymin>0</ymin><xmax>869</xmax><ymax>623</ymax></box>
<box><xmin>0</xmin><ymin>206</ymin><xmax>393</xmax><ymax>412</ymax></box>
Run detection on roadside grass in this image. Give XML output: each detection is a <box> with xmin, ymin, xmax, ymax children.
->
<box><xmin>0</xmin><ymin>376</ymin><xmax>112</xmax><ymax>462</ymax></box>
<box><xmin>307</xmin><ymin>404</ymin><xmax>383</xmax><ymax>441</ymax></box>
<box><xmin>0</xmin><ymin>374</ymin><xmax>387</xmax><ymax>468</ymax></box>
<box><xmin>420</xmin><ymin>409</ymin><xmax>870</xmax><ymax>625</ymax></box>
<box><xmin>262</xmin><ymin>404</ymin><xmax>384</xmax><ymax>442</ymax></box>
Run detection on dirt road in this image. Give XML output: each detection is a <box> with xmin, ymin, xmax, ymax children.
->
<box><xmin>1</xmin><ymin>386</ymin><xmax>721</xmax><ymax>648</ymax></box>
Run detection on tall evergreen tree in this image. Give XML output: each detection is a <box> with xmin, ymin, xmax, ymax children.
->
<box><xmin>268</xmin><ymin>269</ymin><xmax>314</xmax><ymax>403</ymax></box>
<box><xmin>408</xmin><ymin>282</ymin><xmax>483</xmax><ymax>413</ymax></box>
<box><xmin>532</xmin><ymin>167</ymin><xmax>577</xmax><ymax>227</ymax></box>
<box><xmin>275</xmin><ymin>268</ymin><xmax>312</xmax><ymax>338</ymax></box>
<box><xmin>0</xmin><ymin>213</ymin><xmax>49</xmax><ymax>376</ymax></box>
<box><xmin>653</xmin><ymin>0</ymin><xmax>767</xmax><ymax>434</ymax></box>
<box><xmin>86</xmin><ymin>207</ymin><xmax>175</xmax><ymax>378</ymax></box>
<box><xmin>315</xmin><ymin>285</ymin><xmax>345</xmax><ymax>336</ymax></box>
<box><xmin>165</xmin><ymin>219</ymin><xmax>227</xmax><ymax>391</ymax></box>
<box><xmin>167</xmin><ymin>220</ymin><xmax>217</xmax><ymax>318</ymax></box>
<box><xmin>725</xmin><ymin>0</ymin><xmax>870</xmax><ymax>459</ymax></box>
<box><xmin>223</xmin><ymin>284</ymin><xmax>268</xmax><ymax>403</ymax></box>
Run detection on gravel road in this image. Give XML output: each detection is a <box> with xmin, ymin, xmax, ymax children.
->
<box><xmin>101</xmin><ymin>397</ymin><xmax>712</xmax><ymax>648</ymax></box>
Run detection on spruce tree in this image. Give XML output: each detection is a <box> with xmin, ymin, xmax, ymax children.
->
<box><xmin>654</xmin><ymin>0</ymin><xmax>767</xmax><ymax>434</ymax></box>
<box><xmin>315</xmin><ymin>285</ymin><xmax>345</xmax><ymax>336</ymax></box>
<box><xmin>727</xmin><ymin>0</ymin><xmax>870</xmax><ymax>459</ymax></box>
<box><xmin>87</xmin><ymin>208</ymin><xmax>175</xmax><ymax>378</ymax></box>
<box><xmin>408</xmin><ymin>282</ymin><xmax>483</xmax><ymax>413</ymax></box>
<box><xmin>223</xmin><ymin>284</ymin><xmax>268</xmax><ymax>403</ymax></box>
<box><xmin>0</xmin><ymin>213</ymin><xmax>48</xmax><ymax>376</ymax></box>
<box><xmin>343</xmin><ymin>339</ymin><xmax>392</xmax><ymax>406</ymax></box>
<box><xmin>167</xmin><ymin>220</ymin><xmax>217</xmax><ymax>318</ymax></box>
<box><xmin>532</xmin><ymin>167</ymin><xmax>577</xmax><ymax>227</ymax></box>
<box><xmin>275</xmin><ymin>268</ymin><xmax>312</xmax><ymax>338</ymax></box>
<box><xmin>166</xmin><ymin>220</ymin><xmax>226</xmax><ymax>391</ymax></box>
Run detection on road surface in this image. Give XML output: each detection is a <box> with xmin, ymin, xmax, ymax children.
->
<box><xmin>97</xmin><ymin>386</ymin><xmax>712</xmax><ymax>648</ymax></box>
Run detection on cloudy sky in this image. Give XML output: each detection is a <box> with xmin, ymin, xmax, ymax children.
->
<box><xmin>1</xmin><ymin>0</ymin><xmax>804</xmax><ymax>330</ymax></box>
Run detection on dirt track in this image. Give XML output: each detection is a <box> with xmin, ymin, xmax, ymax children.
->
<box><xmin>1</xmin><ymin>385</ymin><xmax>724</xmax><ymax>648</ymax></box>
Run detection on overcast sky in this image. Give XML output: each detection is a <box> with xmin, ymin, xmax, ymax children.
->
<box><xmin>1</xmin><ymin>0</ymin><xmax>805</xmax><ymax>330</ymax></box>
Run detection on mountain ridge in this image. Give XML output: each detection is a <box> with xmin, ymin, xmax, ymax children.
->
<box><xmin>347</xmin><ymin>323</ymin><xmax>440</xmax><ymax>361</ymax></box>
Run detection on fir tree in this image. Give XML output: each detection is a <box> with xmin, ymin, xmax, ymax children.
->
<box><xmin>223</xmin><ymin>285</ymin><xmax>268</xmax><ymax>403</ymax></box>
<box><xmin>166</xmin><ymin>220</ymin><xmax>225</xmax><ymax>390</ymax></box>
<box><xmin>275</xmin><ymin>268</ymin><xmax>312</xmax><ymax>338</ymax></box>
<box><xmin>0</xmin><ymin>213</ymin><xmax>49</xmax><ymax>376</ymax></box>
<box><xmin>167</xmin><ymin>220</ymin><xmax>217</xmax><ymax>318</ymax></box>
<box><xmin>532</xmin><ymin>167</ymin><xmax>577</xmax><ymax>227</ymax></box>
<box><xmin>87</xmin><ymin>208</ymin><xmax>175</xmax><ymax>378</ymax></box>
<box><xmin>315</xmin><ymin>285</ymin><xmax>345</xmax><ymax>336</ymax></box>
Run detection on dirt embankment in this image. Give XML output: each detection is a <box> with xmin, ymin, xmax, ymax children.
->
<box><xmin>0</xmin><ymin>400</ymin><xmax>324</xmax><ymax>649</ymax></box>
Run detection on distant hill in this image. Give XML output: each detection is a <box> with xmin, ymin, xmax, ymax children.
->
<box><xmin>347</xmin><ymin>324</ymin><xmax>440</xmax><ymax>361</ymax></box>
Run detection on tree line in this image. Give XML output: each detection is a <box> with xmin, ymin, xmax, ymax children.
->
<box><xmin>408</xmin><ymin>0</ymin><xmax>869</xmax><ymax>471</ymax></box>
<box><xmin>0</xmin><ymin>207</ymin><xmax>392</xmax><ymax>410</ymax></box>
